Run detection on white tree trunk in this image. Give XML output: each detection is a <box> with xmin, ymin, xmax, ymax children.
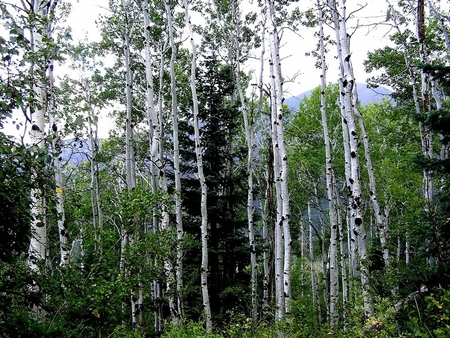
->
<box><xmin>28</xmin><ymin>0</ymin><xmax>50</xmax><ymax>274</ymax></box>
<box><xmin>163</xmin><ymin>0</ymin><xmax>184</xmax><ymax>324</ymax></box>
<box><xmin>417</xmin><ymin>0</ymin><xmax>434</xmax><ymax>205</ymax></box>
<box><xmin>308</xmin><ymin>202</ymin><xmax>321</xmax><ymax>324</ymax></box>
<box><xmin>42</xmin><ymin>7</ymin><xmax>68</xmax><ymax>267</ymax></box>
<box><xmin>316</xmin><ymin>0</ymin><xmax>339</xmax><ymax>326</ymax></box>
<box><xmin>141</xmin><ymin>2</ymin><xmax>164</xmax><ymax>331</ymax></box>
<box><xmin>122</xmin><ymin>0</ymin><xmax>139</xmax><ymax>328</ymax></box>
<box><xmin>336</xmin><ymin>195</ymin><xmax>348</xmax><ymax>329</ymax></box>
<box><xmin>182</xmin><ymin>0</ymin><xmax>212</xmax><ymax>330</ymax></box>
<box><xmin>332</xmin><ymin>0</ymin><xmax>373</xmax><ymax>318</ymax></box>
<box><xmin>50</xmin><ymin>114</ymin><xmax>69</xmax><ymax>266</ymax></box>
<box><xmin>87</xmin><ymin>94</ymin><xmax>103</xmax><ymax>255</ymax></box>
<box><xmin>266</xmin><ymin>0</ymin><xmax>292</xmax><ymax>317</ymax></box>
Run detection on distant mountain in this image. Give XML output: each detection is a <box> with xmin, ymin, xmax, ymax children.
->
<box><xmin>285</xmin><ymin>83</ymin><xmax>392</xmax><ymax>111</ymax></box>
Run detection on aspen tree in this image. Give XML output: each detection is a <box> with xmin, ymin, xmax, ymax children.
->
<box><xmin>308</xmin><ymin>201</ymin><xmax>321</xmax><ymax>324</ymax></box>
<box><xmin>28</xmin><ymin>0</ymin><xmax>57</xmax><ymax>273</ymax></box>
<box><xmin>24</xmin><ymin>0</ymin><xmax>60</xmax><ymax>320</ymax></box>
<box><xmin>316</xmin><ymin>0</ymin><xmax>339</xmax><ymax>326</ymax></box>
<box><xmin>336</xmin><ymin>191</ymin><xmax>348</xmax><ymax>328</ymax></box>
<box><xmin>417</xmin><ymin>0</ymin><xmax>435</xmax><ymax>209</ymax></box>
<box><xmin>120</xmin><ymin>0</ymin><xmax>142</xmax><ymax>329</ymax></box>
<box><xmin>330</xmin><ymin>0</ymin><xmax>373</xmax><ymax>318</ymax></box>
<box><xmin>141</xmin><ymin>1</ymin><xmax>163</xmax><ymax>331</ymax></box>
<box><xmin>352</xmin><ymin>85</ymin><xmax>390</xmax><ymax>267</ymax></box>
<box><xmin>265</xmin><ymin>0</ymin><xmax>292</xmax><ymax>319</ymax></box>
<box><xmin>49</xmin><ymin>76</ymin><xmax>69</xmax><ymax>266</ymax></box>
<box><xmin>163</xmin><ymin>0</ymin><xmax>184</xmax><ymax>324</ymax></box>
<box><xmin>182</xmin><ymin>0</ymin><xmax>212</xmax><ymax>330</ymax></box>
<box><xmin>42</xmin><ymin>0</ymin><xmax>68</xmax><ymax>267</ymax></box>
<box><xmin>85</xmin><ymin>80</ymin><xmax>103</xmax><ymax>255</ymax></box>
<box><xmin>386</xmin><ymin>0</ymin><xmax>436</xmax><ymax>263</ymax></box>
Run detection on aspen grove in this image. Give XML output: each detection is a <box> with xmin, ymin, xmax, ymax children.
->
<box><xmin>1</xmin><ymin>0</ymin><xmax>450</xmax><ymax>336</ymax></box>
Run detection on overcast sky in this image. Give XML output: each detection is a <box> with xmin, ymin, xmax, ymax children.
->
<box><xmin>4</xmin><ymin>0</ymin><xmax>394</xmax><ymax>140</ymax></box>
<box><xmin>66</xmin><ymin>0</ymin><xmax>392</xmax><ymax>95</ymax></box>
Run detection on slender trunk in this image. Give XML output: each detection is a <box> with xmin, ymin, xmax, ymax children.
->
<box><xmin>48</xmin><ymin>59</ymin><xmax>68</xmax><ymax>266</ymax></box>
<box><xmin>417</xmin><ymin>0</ymin><xmax>436</xmax><ymax>266</ymax></box>
<box><xmin>163</xmin><ymin>0</ymin><xmax>184</xmax><ymax>324</ymax></box>
<box><xmin>182</xmin><ymin>0</ymin><xmax>212</xmax><ymax>330</ymax></box>
<box><xmin>337</xmin><ymin>195</ymin><xmax>348</xmax><ymax>329</ymax></box>
<box><xmin>87</xmin><ymin>94</ymin><xmax>103</xmax><ymax>255</ymax></box>
<box><xmin>267</xmin><ymin>137</ymin><xmax>277</xmax><ymax>311</ymax></box>
<box><xmin>308</xmin><ymin>202</ymin><xmax>321</xmax><ymax>324</ymax></box>
<box><xmin>266</xmin><ymin>0</ymin><xmax>291</xmax><ymax>317</ymax></box>
<box><xmin>122</xmin><ymin>0</ymin><xmax>140</xmax><ymax>328</ymax></box>
<box><xmin>317</xmin><ymin>0</ymin><xmax>338</xmax><ymax>326</ymax></box>
<box><xmin>258</xmin><ymin>12</ymin><xmax>269</xmax><ymax>319</ymax></box>
<box><xmin>28</xmin><ymin>0</ymin><xmax>59</xmax><ymax>318</ymax></box>
<box><xmin>351</xmin><ymin>77</ymin><xmax>390</xmax><ymax>268</ymax></box>
<box><xmin>262</xmin><ymin>184</ymin><xmax>270</xmax><ymax>316</ymax></box>
<box><xmin>332</xmin><ymin>0</ymin><xmax>373</xmax><ymax>318</ymax></box>
<box><xmin>329</xmin><ymin>4</ymin><xmax>355</xmax><ymax>284</ymax></box>
<box><xmin>405</xmin><ymin>237</ymin><xmax>410</xmax><ymax>265</ymax></box>
<box><xmin>28</xmin><ymin>0</ymin><xmax>49</xmax><ymax>272</ymax></box>
<box><xmin>142</xmin><ymin>2</ymin><xmax>163</xmax><ymax>331</ymax></box>
<box><xmin>268</xmin><ymin>58</ymin><xmax>284</xmax><ymax>322</ymax></box>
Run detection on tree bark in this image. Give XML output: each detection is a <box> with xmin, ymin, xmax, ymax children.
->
<box><xmin>317</xmin><ymin>0</ymin><xmax>339</xmax><ymax>326</ymax></box>
<box><xmin>182</xmin><ymin>0</ymin><xmax>212</xmax><ymax>330</ymax></box>
<box><xmin>266</xmin><ymin>0</ymin><xmax>292</xmax><ymax>318</ymax></box>
<box><xmin>163</xmin><ymin>0</ymin><xmax>184</xmax><ymax>324</ymax></box>
<box><xmin>331</xmin><ymin>0</ymin><xmax>373</xmax><ymax>318</ymax></box>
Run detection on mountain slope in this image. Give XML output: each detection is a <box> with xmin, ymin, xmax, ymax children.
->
<box><xmin>285</xmin><ymin>83</ymin><xmax>392</xmax><ymax>111</ymax></box>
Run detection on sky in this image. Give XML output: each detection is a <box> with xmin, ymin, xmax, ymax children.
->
<box><xmin>3</xmin><ymin>0</ymin><xmax>394</xmax><ymax>140</ymax></box>
<box><xmin>67</xmin><ymin>0</ymin><xmax>392</xmax><ymax>93</ymax></box>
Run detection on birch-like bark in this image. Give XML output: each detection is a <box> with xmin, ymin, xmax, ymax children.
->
<box><xmin>386</xmin><ymin>0</ymin><xmax>435</xmax><ymax>266</ymax></box>
<box><xmin>121</xmin><ymin>0</ymin><xmax>140</xmax><ymax>328</ymax></box>
<box><xmin>417</xmin><ymin>0</ymin><xmax>434</xmax><ymax>207</ymax></box>
<box><xmin>308</xmin><ymin>202</ymin><xmax>321</xmax><ymax>324</ymax></box>
<box><xmin>351</xmin><ymin>79</ymin><xmax>390</xmax><ymax>267</ymax></box>
<box><xmin>163</xmin><ymin>0</ymin><xmax>184</xmax><ymax>324</ymax></box>
<box><xmin>43</xmin><ymin>5</ymin><xmax>68</xmax><ymax>266</ymax></box>
<box><xmin>266</xmin><ymin>0</ymin><xmax>292</xmax><ymax>317</ymax></box>
<box><xmin>123</xmin><ymin>7</ymin><xmax>135</xmax><ymax>192</ymax></box>
<box><xmin>332</xmin><ymin>0</ymin><xmax>373</xmax><ymax>318</ymax></box>
<box><xmin>316</xmin><ymin>0</ymin><xmax>338</xmax><ymax>326</ymax></box>
<box><xmin>182</xmin><ymin>0</ymin><xmax>212</xmax><ymax>330</ymax></box>
<box><xmin>141</xmin><ymin>2</ymin><xmax>163</xmax><ymax>331</ymax></box>
<box><xmin>50</xmin><ymin>104</ymin><xmax>69</xmax><ymax>266</ymax></box>
<box><xmin>268</xmin><ymin>50</ymin><xmax>284</xmax><ymax>322</ymax></box>
<box><xmin>336</xmin><ymin>194</ymin><xmax>348</xmax><ymax>329</ymax></box>
<box><xmin>328</xmin><ymin>2</ymin><xmax>356</xmax><ymax>283</ymax></box>
<box><xmin>28</xmin><ymin>0</ymin><xmax>50</xmax><ymax>274</ymax></box>
<box><xmin>261</xmin><ymin>183</ymin><xmax>270</xmax><ymax>315</ymax></box>
<box><xmin>154</xmin><ymin>34</ymin><xmax>176</xmax><ymax>328</ymax></box>
<box><xmin>258</xmin><ymin>11</ymin><xmax>269</xmax><ymax>319</ymax></box>
<box><xmin>87</xmin><ymin>90</ymin><xmax>103</xmax><ymax>255</ymax></box>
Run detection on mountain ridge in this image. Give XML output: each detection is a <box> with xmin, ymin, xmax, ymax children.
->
<box><xmin>285</xmin><ymin>83</ymin><xmax>392</xmax><ymax>111</ymax></box>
